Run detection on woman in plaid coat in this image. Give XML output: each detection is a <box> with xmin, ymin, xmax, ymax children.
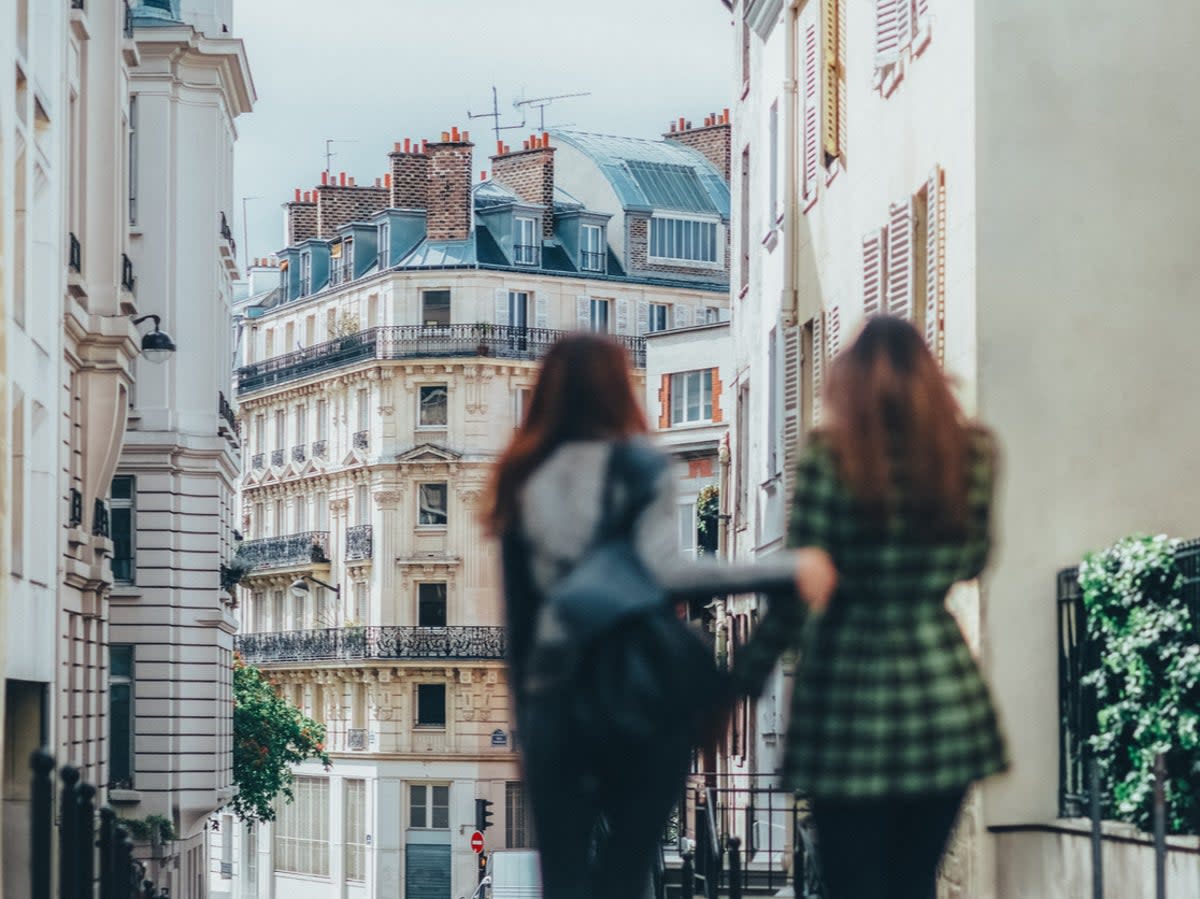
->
<box><xmin>736</xmin><ymin>316</ymin><xmax>1008</xmax><ymax>899</ymax></box>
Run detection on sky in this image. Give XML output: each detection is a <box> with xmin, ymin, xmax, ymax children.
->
<box><xmin>231</xmin><ymin>0</ymin><xmax>736</xmax><ymax>267</ymax></box>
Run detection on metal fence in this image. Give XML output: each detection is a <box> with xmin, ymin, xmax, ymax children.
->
<box><xmin>235</xmin><ymin>325</ymin><xmax>647</xmax><ymax>395</ymax></box>
<box><xmin>238</xmin><ymin>531</ymin><xmax>329</xmax><ymax>571</ymax></box>
<box><xmin>235</xmin><ymin>625</ymin><xmax>506</xmax><ymax>664</ymax></box>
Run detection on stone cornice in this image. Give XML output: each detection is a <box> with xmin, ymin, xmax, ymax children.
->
<box><xmin>133</xmin><ymin>27</ymin><xmax>255</xmax><ymax>120</ymax></box>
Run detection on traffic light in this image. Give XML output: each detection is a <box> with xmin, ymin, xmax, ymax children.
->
<box><xmin>475</xmin><ymin>797</ymin><xmax>495</xmax><ymax>832</ymax></box>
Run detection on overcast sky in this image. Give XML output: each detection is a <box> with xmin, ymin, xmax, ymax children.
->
<box><xmin>232</xmin><ymin>0</ymin><xmax>736</xmax><ymax>266</ymax></box>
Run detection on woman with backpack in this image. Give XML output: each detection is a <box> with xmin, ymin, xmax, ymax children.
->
<box><xmin>735</xmin><ymin>315</ymin><xmax>1009</xmax><ymax>899</ymax></box>
<box><xmin>484</xmin><ymin>333</ymin><xmax>795</xmax><ymax>899</ymax></box>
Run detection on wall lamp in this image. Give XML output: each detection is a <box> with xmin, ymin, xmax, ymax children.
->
<box><xmin>132</xmin><ymin>314</ymin><xmax>177</xmax><ymax>363</ymax></box>
<box><xmin>290</xmin><ymin>574</ymin><xmax>340</xmax><ymax>600</ymax></box>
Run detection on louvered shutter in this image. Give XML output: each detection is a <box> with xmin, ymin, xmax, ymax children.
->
<box><xmin>674</xmin><ymin>304</ymin><xmax>693</xmax><ymax>329</ymax></box>
<box><xmin>915</xmin><ymin>0</ymin><xmax>930</xmax><ymax>29</ymax></box>
<box><xmin>576</xmin><ymin>295</ymin><xmax>591</xmax><ymax>330</ymax></box>
<box><xmin>636</xmin><ymin>301</ymin><xmax>650</xmax><ymax>336</ymax></box>
<box><xmin>821</xmin><ymin>0</ymin><xmax>840</xmax><ymax>163</ymax></box>
<box><xmin>811</xmin><ymin>312</ymin><xmax>825</xmax><ymax>426</ymax></box>
<box><xmin>896</xmin><ymin>0</ymin><xmax>913</xmax><ymax>54</ymax></box>
<box><xmin>615</xmin><ymin>298</ymin><xmax>631</xmax><ymax>335</ymax></box>
<box><xmin>828</xmin><ymin>305</ymin><xmax>843</xmax><ymax>358</ymax></box>
<box><xmin>875</xmin><ymin>0</ymin><xmax>901</xmax><ymax>67</ymax></box>
<box><xmin>534</xmin><ymin>295</ymin><xmax>549</xmax><ymax>330</ymax></box>
<box><xmin>782</xmin><ymin>323</ymin><xmax>802</xmax><ymax>495</ymax></box>
<box><xmin>886</xmin><ymin>198</ymin><xmax>916</xmax><ymax>319</ymax></box>
<box><xmin>862</xmin><ymin>228</ymin><xmax>886</xmax><ymax>317</ymax></box>
<box><xmin>925</xmin><ymin>166</ymin><xmax>946</xmax><ymax>366</ymax></box>
<box><xmin>493</xmin><ymin>288</ymin><xmax>510</xmax><ymax>326</ymax></box>
<box><xmin>803</xmin><ymin>24</ymin><xmax>820</xmax><ymax>202</ymax></box>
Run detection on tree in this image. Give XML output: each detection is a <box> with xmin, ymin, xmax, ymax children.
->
<box><xmin>231</xmin><ymin>657</ymin><xmax>332</xmax><ymax>824</ymax></box>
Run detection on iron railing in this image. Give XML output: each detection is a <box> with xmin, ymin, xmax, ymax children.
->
<box><xmin>353</xmin><ymin>430</ymin><xmax>368</xmax><ymax>451</ymax></box>
<box><xmin>123</xmin><ymin>0</ymin><xmax>133</xmax><ymax>37</ymax></box>
<box><xmin>120</xmin><ymin>253</ymin><xmax>135</xmax><ymax>293</ymax></box>
<box><xmin>311</xmin><ymin>439</ymin><xmax>327</xmax><ymax>459</ymax></box>
<box><xmin>69</xmin><ymin>488</ymin><xmax>84</xmax><ymax>528</ymax></box>
<box><xmin>270</xmin><ymin>448</ymin><xmax>284</xmax><ymax>467</ymax></box>
<box><xmin>93</xmin><ymin>499</ymin><xmax>110</xmax><ymax>538</ymax></box>
<box><xmin>234</xmin><ymin>625</ymin><xmax>506</xmax><ymax>664</ymax></box>
<box><xmin>236</xmin><ymin>325</ymin><xmax>647</xmax><ymax>395</ymax></box>
<box><xmin>69</xmin><ymin>232</ymin><xmax>82</xmax><ymax>272</ymax></box>
<box><xmin>218</xmin><ymin>391</ymin><xmax>238</xmax><ymax>435</ymax></box>
<box><xmin>291</xmin><ymin>444</ymin><xmax>306</xmax><ymax>463</ymax></box>
<box><xmin>238</xmin><ymin>531</ymin><xmax>330</xmax><ymax>571</ymax></box>
<box><xmin>251</xmin><ymin>453</ymin><xmax>265</xmax><ymax>470</ymax></box>
<box><xmin>581</xmin><ymin>250</ymin><xmax>606</xmax><ymax>273</ymax></box>
<box><xmin>513</xmin><ymin>244</ymin><xmax>541</xmax><ymax>266</ymax></box>
<box><xmin>346</xmin><ymin>524</ymin><xmax>373</xmax><ymax>561</ymax></box>
<box><xmin>1058</xmin><ymin>538</ymin><xmax>1200</xmax><ymax>818</ymax></box>
<box><xmin>219</xmin><ymin>211</ymin><xmax>236</xmax><ymax>256</ymax></box>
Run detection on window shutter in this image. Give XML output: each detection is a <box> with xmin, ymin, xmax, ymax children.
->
<box><xmin>925</xmin><ymin>166</ymin><xmax>946</xmax><ymax>366</ymax></box>
<box><xmin>534</xmin><ymin>295</ymin><xmax>549</xmax><ymax>330</ymax></box>
<box><xmin>493</xmin><ymin>289</ymin><xmax>510</xmax><ymax>327</ymax></box>
<box><xmin>782</xmin><ymin>323</ymin><xmax>801</xmax><ymax>493</ymax></box>
<box><xmin>657</xmin><ymin>375</ymin><xmax>671</xmax><ymax>430</ymax></box>
<box><xmin>875</xmin><ymin>0</ymin><xmax>901</xmax><ymax>67</ymax></box>
<box><xmin>886</xmin><ymin>198</ymin><xmax>916</xmax><ymax>319</ymax></box>
<box><xmin>710</xmin><ymin>368</ymin><xmax>723</xmax><ymax>424</ymax></box>
<box><xmin>615</xmin><ymin>298</ymin><xmax>631</xmax><ymax>335</ymax></box>
<box><xmin>828</xmin><ymin>305</ymin><xmax>842</xmax><ymax>358</ymax></box>
<box><xmin>674</xmin><ymin>304</ymin><xmax>693</xmax><ymax>329</ymax></box>
<box><xmin>636</xmin><ymin>301</ymin><xmax>650</xmax><ymax>336</ymax></box>
<box><xmin>915</xmin><ymin>0</ymin><xmax>930</xmax><ymax>29</ymax></box>
<box><xmin>802</xmin><ymin>24</ymin><xmax>820</xmax><ymax>202</ymax></box>
<box><xmin>896</xmin><ymin>0</ymin><xmax>913</xmax><ymax>54</ymax></box>
<box><xmin>821</xmin><ymin>0</ymin><xmax>841</xmax><ymax>163</ymax></box>
<box><xmin>576</xmin><ymin>295</ymin><xmax>591</xmax><ymax>330</ymax></box>
<box><xmin>862</xmin><ymin>228</ymin><xmax>886</xmax><ymax>317</ymax></box>
<box><xmin>811</xmin><ymin>312</ymin><xmax>825</xmax><ymax>426</ymax></box>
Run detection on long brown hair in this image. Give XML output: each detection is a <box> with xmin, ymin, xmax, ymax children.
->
<box><xmin>822</xmin><ymin>315</ymin><xmax>973</xmax><ymax>536</ymax></box>
<box><xmin>484</xmin><ymin>333</ymin><xmax>648</xmax><ymax>535</ymax></box>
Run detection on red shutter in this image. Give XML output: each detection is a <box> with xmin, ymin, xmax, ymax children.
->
<box><xmin>811</xmin><ymin>312</ymin><xmax>825</xmax><ymax>426</ymax></box>
<box><xmin>886</xmin><ymin>198</ymin><xmax>916</xmax><ymax>319</ymax></box>
<box><xmin>803</xmin><ymin>23</ymin><xmax>820</xmax><ymax>203</ymax></box>
<box><xmin>828</xmin><ymin>305</ymin><xmax>842</xmax><ymax>359</ymax></box>
<box><xmin>862</xmin><ymin>228</ymin><xmax>886</xmax><ymax>317</ymax></box>
<box><xmin>925</xmin><ymin>166</ymin><xmax>946</xmax><ymax>366</ymax></box>
<box><xmin>875</xmin><ymin>0</ymin><xmax>901</xmax><ymax>67</ymax></box>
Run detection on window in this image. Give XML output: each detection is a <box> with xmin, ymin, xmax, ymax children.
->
<box><xmin>581</xmin><ymin>224</ymin><xmax>605</xmax><ymax>272</ymax></box>
<box><xmin>345</xmin><ymin>780</ymin><xmax>367</xmax><ymax>882</ymax></box>
<box><xmin>251</xmin><ymin>591</ymin><xmax>266</xmax><ymax>632</ymax></box>
<box><xmin>254</xmin><ymin>414</ymin><xmax>266</xmax><ymax>454</ymax></box>
<box><xmin>315</xmin><ymin>492</ymin><xmax>328</xmax><ymax>531</ymax></box>
<box><xmin>649</xmin><ymin>217</ymin><xmax>719</xmax><ymax>264</ymax></box>
<box><xmin>274</xmin><ymin>410</ymin><xmax>285</xmax><ymax>449</ymax></box>
<box><xmin>128</xmin><ymin>96</ymin><xmax>138</xmax><ymax>224</ymax></box>
<box><xmin>418</xmin><ymin>483</ymin><xmax>448</xmax><ymax>527</ymax></box>
<box><xmin>298</xmin><ymin>253</ymin><xmax>311</xmax><ymax>297</ymax></box>
<box><xmin>421</xmin><ymin>289</ymin><xmax>451</xmax><ymax>326</ymax></box>
<box><xmin>295</xmin><ymin>498</ymin><xmax>308</xmax><ymax>532</ymax></box>
<box><xmin>330</xmin><ymin>239</ymin><xmax>353</xmax><ymax>286</ymax></box>
<box><xmin>508</xmin><ymin>291</ymin><xmax>529</xmax><ymax>328</ymax></box>
<box><xmin>677</xmin><ymin>503</ymin><xmax>697</xmax><ymax>560</ymax></box>
<box><xmin>506</xmin><ymin>782</ymin><xmax>530</xmax><ymax>848</ymax></box>
<box><xmin>823</xmin><ymin>0</ymin><xmax>847</xmax><ymax>164</ymax></box>
<box><xmin>294</xmin><ymin>404</ymin><xmax>307</xmax><ymax>445</ymax></box>
<box><xmin>513</xmin><ymin>387</ymin><xmax>531</xmax><ymax>429</ymax></box>
<box><xmin>514</xmin><ymin>217</ymin><xmax>538</xmax><ymax>265</ymax></box>
<box><xmin>273</xmin><ymin>500</ymin><xmax>284</xmax><ymax>535</ymax></box>
<box><xmin>253</xmin><ymin>502</ymin><xmax>265</xmax><ymax>538</ymax></box>
<box><xmin>352</xmin><ymin>582</ymin><xmax>368</xmax><ymax>623</ymax></box>
<box><xmin>357</xmin><ymin>388</ymin><xmax>370</xmax><ymax>432</ymax></box>
<box><xmin>418</xmin><ymin>583</ymin><xmax>447</xmax><ymax>627</ymax></box>
<box><xmin>648</xmin><ymin>303</ymin><xmax>670</xmax><ymax>333</ymax></box>
<box><xmin>274</xmin><ymin>776</ymin><xmax>330</xmax><ymax>877</ymax></box>
<box><xmin>416</xmin><ymin>685</ymin><xmax>446</xmax><ymax>728</ymax></box>
<box><xmin>243</xmin><ymin>823</ymin><xmax>258</xmax><ymax>899</ymax></box>
<box><xmin>109</xmin><ymin>645</ymin><xmax>134</xmax><ymax>788</ymax></box>
<box><xmin>377</xmin><ymin>220</ymin><xmax>390</xmax><ymax>268</ymax></box>
<box><xmin>111</xmin><ymin>476</ymin><xmax>135</xmax><ymax>584</ymax></box>
<box><xmin>409</xmin><ymin>784</ymin><xmax>450</xmax><ymax>828</ymax></box>
<box><xmin>670</xmin><ymin>371</ymin><xmax>713</xmax><ymax>425</ymax></box>
<box><xmin>418</xmin><ymin>385</ymin><xmax>448</xmax><ymax>429</ymax></box>
<box><xmin>769</xmin><ymin>100</ymin><xmax>780</xmax><ymax>224</ymax></box>
<box><xmin>735</xmin><ymin>383</ymin><xmax>750</xmax><ymax>524</ymax></box>
<box><xmin>875</xmin><ymin>0</ymin><xmax>931</xmax><ymax>89</ymax></box>
<box><xmin>271</xmin><ymin>590</ymin><xmax>285</xmax><ymax>631</ymax></box>
<box><xmin>768</xmin><ymin>327</ymin><xmax>781</xmax><ymax>476</ymax></box>
<box><xmin>316</xmin><ymin>400</ymin><xmax>328</xmax><ymax>442</ymax></box>
<box><xmin>703</xmin><ymin>307</ymin><xmax>721</xmax><ymax>324</ymax></box>
<box><xmin>356</xmin><ymin>484</ymin><xmax>370</xmax><ymax>526</ymax></box>
<box><xmin>589</xmin><ymin>298</ymin><xmax>610</xmax><ymax>333</ymax></box>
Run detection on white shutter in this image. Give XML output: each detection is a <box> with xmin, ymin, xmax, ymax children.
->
<box><xmin>925</xmin><ymin>166</ymin><xmax>945</xmax><ymax>365</ymax></box>
<box><xmin>614</xmin><ymin>298</ymin><xmax>631</xmax><ymax>335</ymax></box>
<box><xmin>534</xmin><ymin>295</ymin><xmax>549</xmax><ymax>330</ymax></box>
<box><xmin>862</xmin><ymin>228</ymin><xmax>886</xmax><ymax>317</ymax></box>
<box><xmin>828</xmin><ymin>304</ymin><xmax>842</xmax><ymax>358</ymax></box>
<box><xmin>576</xmin><ymin>295</ymin><xmax>591</xmax><ymax>330</ymax></box>
<box><xmin>811</xmin><ymin>312</ymin><xmax>825</xmax><ymax>426</ymax></box>
<box><xmin>636</xmin><ymin>301</ymin><xmax>650</xmax><ymax>336</ymax></box>
<box><xmin>802</xmin><ymin>23</ymin><xmax>819</xmax><ymax>203</ymax></box>
<box><xmin>896</xmin><ymin>0</ymin><xmax>913</xmax><ymax>54</ymax></box>
<box><xmin>886</xmin><ymin>198</ymin><xmax>916</xmax><ymax>319</ymax></box>
<box><xmin>493</xmin><ymin>288</ymin><xmax>510</xmax><ymax>326</ymax></box>
<box><xmin>782</xmin><ymin>322</ymin><xmax>801</xmax><ymax>494</ymax></box>
<box><xmin>915</xmin><ymin>0</ymin><xmax>930</xmax><ymax>28</ymax></box>
<box><xmin>674</xmin><ymin>304</ymin><xmax>693</xmax><ymax>329</ymax></box>
<box><xmin>875</xmin><ymin>0</ymin><xmax>901</xmax><ymax>67</ymax></box>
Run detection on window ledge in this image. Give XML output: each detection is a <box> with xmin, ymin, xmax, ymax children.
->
<box><xmin>109</xmin><ymin>587</ymin><xmax>143</xmax><ymax>601</ymax></box>
<box><xmin>415</xmin><ymin>526</ymin><xmax>448</xmax><ymax>532</ymax></box>
<box><xmin>670</xmin><ymin>420</ymin><xmax>717</xmax><ymax>430</ymax></box>
<box><xmin>413</xmin><ymin>725</ymin><xmax>447</xmax><ymax>731</ymax></box>
<box><xmin>108</xmin><ymin>789</ymin><xmax>143</xmax><ymax>804</ymax></box>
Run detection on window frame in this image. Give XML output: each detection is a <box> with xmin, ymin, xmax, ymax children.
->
<box><xmin>648</xmin><ymin>303</ymin><xmax>671</xmax><ymax>333</ymax></box>
<box><xmin>677</xmin><ymin>501</ymin><xmax>698</xmax><ymax>560</ymax></box>
<box><xmin>109</xmin><ymin>644</ymin><xmax>135</xmax><ymax>788</ymax></box>
<box><xmin>110</xmin><ymin>475</ymin><xmax>135</xmax><ymax>584</ymax></box>
<box><xmin>505</xmin><ymin>782</ymin><xmax>531</xmax><ymax>848</ymax></box>
<box><xmin>514</xmin><ymin>217</ymin><xmax>539</xmax><ymax>266</ymax></box>
<box><xmin>669</xmin><ymin>370</ymin><xmax>714</xmax><ymax>426</ymax></box>
<box><xmin>298</xmin><ymin>252</ymin><xmax>311</xmax><ymax>298</ymax></box>
<box><xmin>589</xmin><ymin>297</ymin><xmax>610</xmax><ymax>333</ymax></box>
<box><xmin>648</xmin><ymin>215</ymin><xmax>722</xmax><ymax>267</ymax></box>
<box><xmin>417</xmin><ymin>482</ymin><xmax>448</xmax><ymax>528</ymax></box>
<box><xmin>344</xmin><ymin>779</ymin><xmax>367</xmax><ymax>882</ymax></box>
<box><xmin>417</xmin><ymin>582</ymin><xmax>448</xmax><ymax>628</ymax></box>
<box><xmin>409</xmin><ymin>783</ymin><xmax>451</xmax><ymax>829</ymax></box>
<box><xmin>377</xmin><ymin>220</ymin><xmax>390</xmax><ymax>269</ymax></box>
<box><xmin>273</xmin><ymin>776</ymin><xmax>330</xmax><ymax>878</ymax></box>
<box><xmin>420</xmin><ymin>288</ymin><xmax>451</xmax><ymax>327</ymax></box>
<box><xmin>414</xmin><ymin>684</ymin><xmax>447</xmax><ymax>729</ymax></box>
<box><xmin>417</xmin><ymin>384</ymin><xmax>448</xmax><ymax>430</ymax></box>
<box><xmin>580</xmin><ymin>224</ymin><xmax>605</xmax><ymax>273</ymax></box>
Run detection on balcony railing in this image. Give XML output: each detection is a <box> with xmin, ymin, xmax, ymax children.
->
<box><xmin>68</xmin><ymin>233</ymin><xmax>81</xmax><ymax>273</ymax></box>
<box><xmin>581</xmin><ymin>251</ymin><xmax>606</xmax><ymax>273</ymax></box>
<box><xmin>219</xmin><ymin>211</ymin><xmax>237</xmax><ymax>256</ymax></box>
<box><xmin>69</xmin><ymin>488</ymin><xmax>83</xmax><ymax>528</ymax></box>
<box><xmin>234</xmin><ymin>625</ymin><xmax>506</xmax><ymax>664</ymax></box>
<box><xmin>120</xmin><ymin>253</ymin><xmax>135</xmax><ymax>293</ymax></box>
<box><xmin>346</xmin><ymin>524</ymin><xmax>373</xmax><ymax>561</ymax></box>
<box><xmin>92</xmin><ymin>499</ymin><xmax>110</xmax><ymax>538</ymax></box>
<box><xmin>270</xmin><ymin>448</ymin><xmax>284</xmax><ymax>467</ymax></box>
<box><xmin>236</xmin><ymin>325</ymin><xmax>647</xmax><ymax>395</ymax></box>
<box><xmin>311</xmin><ymin>439</ymin><xmax>327</xmax><ymax>460</ymax></box>
<box><xmin>353</xmin><ymin>430</ymin><xmax>368</xmax><ymax>451</ymax></box>
<box><xmin>239</xmin><ymin>531</ymin><xmax>330</xmax><ymax>571</ymax></box>
<box><xmin>219</xmin><ymin>391</ymin><xmax>238</xmax><ymax>435</ymax></box>
<box><xmin>123</xmin><ymin>1</ymin><xmax>133</xmax><ymax>37</ymax></box>
<box><xmin>513</xmin><ymin>244</ymin><xmax>541</xmax><ymax>266</ymax></box>
<box><xmin>251</xmin><ymin>453</ymin><xmax>265</xmax><ymax>470</ymax></box>
<box><xmin>291</xmin><ymin>444</ymin><xmax>306</xmax><ymax>463</ymax></box>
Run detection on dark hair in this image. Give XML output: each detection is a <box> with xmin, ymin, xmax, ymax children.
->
<box><xmin>822</xmin><ymin>315</ymin><xmax>974</xmax><ymax>536</ymax></box>
<box><xmin>483</xmin><ymin>333</ymin><xmax>648</xmax><ymax>535</ymax></box>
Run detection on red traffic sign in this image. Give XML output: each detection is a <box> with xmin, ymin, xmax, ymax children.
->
<box><xmin>470</xmin><ymin>831</ymin><xmax>485</xmax><ymax>854</ymax></box>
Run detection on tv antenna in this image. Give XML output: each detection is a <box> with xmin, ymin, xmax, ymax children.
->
<box><xmin>467</xmin><ymin>87</ymin><xmax>527</xmax><ymax>145</ymax></box>
<box><xmin>514</xmin><ymin>91</ymin><xmax>591</xmax><ymax>133</ymax></box>
<box><xmin>324</xmin><ymin>138</ymin><xmax>358</xmax><ymax>175</ymax></box>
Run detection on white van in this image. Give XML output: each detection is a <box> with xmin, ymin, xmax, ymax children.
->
<box><xmin>466</xmin><ymin>849</ymin><xmax>540</xmax><ymax>899</ymax></box>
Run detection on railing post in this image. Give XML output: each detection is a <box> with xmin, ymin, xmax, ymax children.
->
<box><xmin>31</xmin><ymin>750</ymin><xmax>55</xmax><ymax>899</ymax></box>
<box><xmin>681</xmin><ymin>849</ymin><xmax>695</xmax><ymax>898</ymax></box>
<box><xmin>76</xmin><ymin>782</ymin><xmax>97</xmax><ymax>899</ymax></box>
<box><xmin>727</xmin><ymin>836</ymin><xmax>742</xmax><ymax>899</ymax></box>
<box><xmin>100</xmin><ymin>808</ymin><xmax>116</xmax><ymax>899</ymax></box>
<box><xmin>58</xmin><ymin>766</ymin><xmax>81</xmax><ymax>899</ymax></box>
<box><xmin>1153</xmin><ymin>752</ymin><xmax>1167</xmax><ymax>899</ymax></box>
<box><xmin>1088</xmin><ymin>756</ymin><xmax>1103</xmax><ymax>899</ymax></box>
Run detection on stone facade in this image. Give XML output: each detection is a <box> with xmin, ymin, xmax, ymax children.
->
<box><xmin>491</xmin><ymin>138</ymin><xmax>557</xmax><ymax>238</ymax></box>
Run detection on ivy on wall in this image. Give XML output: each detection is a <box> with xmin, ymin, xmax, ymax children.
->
<box><xmin>1079</xmin><ymin>535</ymin><xmax>1200</xmax><ymax>834</ymax></box>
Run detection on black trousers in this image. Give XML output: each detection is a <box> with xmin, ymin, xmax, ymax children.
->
<box><xmin>519</xmin><ymin>696</ymin><xmax>691</xmax><ymax>899</ymax></box>
<box><xmin>812</xmin><ymin>789</ymin><xmax>966</xmax><ymax>899</ymax></box>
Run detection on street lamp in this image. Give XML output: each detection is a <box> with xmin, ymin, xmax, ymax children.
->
<box><xmin>132</xmin><ymin>314</ymin><xmax>177</xmax><ymax>364</ymax></box>
<box><xmin>290</xmin><ymin>574</ymin><xmax>342</xmax><ymax>628</ymax></box>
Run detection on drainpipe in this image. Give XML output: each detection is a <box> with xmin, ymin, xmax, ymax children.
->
<box><xmin>718</xmin><ymin>433</ymin><xmax>731</xmax><ymax>560</ymax></box>
<box><xmin>781</xmin><ymin>0</ymin><xmax>801</xmax><ymax>327</ymax></box>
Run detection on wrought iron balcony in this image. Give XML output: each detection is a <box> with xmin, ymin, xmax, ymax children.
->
<box><xmin>236</xmin><ymin>324</ymin><xmax>647</xmax><ymax>395</ymax></box>
<box><xmin>68</xmin><ymin>233</ymin><xmax>82</xmax><ymax>273</ymax></box>
<box><xmin>92</xmin><ymin>499</ymin><xmax>110</xmax><ymax>538</ymax></box>
<box><xmin>353</xmin><ymin>430</ymin><xmax>368</xmax><ymax>451</ymax></box>
<box><xmin>292</xmin><ymin>444</ymin><xmax>306</xmax><ymax>463</ymax></box>
<box><xmin>120</xmin><ymin>253</ymin><xmax>135</xmax><ymax>293</ymax></box>
<box><xmin>513</xmin><ymin>244</ymin><xmax>541</xmax><ymax>266</ymax></box>
<box><xmin>270</xmin><ymin>448</ymin><xmax>284</xmax><ymax>467</ymax></box>
<box><xmin>238</xmin><ymin>531</ymin><xmax>330</xmax><ymax>571</ymax></box>
<box><xmin>218</xmin><ymin>391</ymin><xmax>238</xmax><ymax>436</ymax></box>
<box><xmin>123</xmin><ymin>0</ymin><xmax>133</xmax><ymax>37</ymax></box>
<box><xmin>311</xmin><ymin>439</ymin><xmax>327</xmax><ymax>460</ymax></box>
<box><xmin>69</xmin><ymin>489</ymin><xmax>84</xmax><ymax>528</ymax></box>
<box><xmin>346</xmin><ymin>524</ymin><xmax>373</xmax><ymax>561</ymax></box>
<box><xmin>581</xmin><ymin>251</ymin><xmax>606</xmax><ymax>273</ymax></box>
<box><xmin>252</xmin><ymin>453</ymin><xmax>265</xmax><ymax>470</ymax></box>
<box><xmin>219</xmin><ymin>211</ymin><xmax>236</xmax><ymax>256</ymax></box>
<box><xmin>234</xmin><ymin>625</ymin><xmax>506</xmax><ymax>664</ymax></box>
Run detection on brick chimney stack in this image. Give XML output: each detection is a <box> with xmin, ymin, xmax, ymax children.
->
<box><xmin>491</xmin><ymin>133</ymin><xmax>557</xmax><ymax>238</ymax></box>
<box><xmin>285</xmin><ymin>189</ymin><xmax>318</xmax><ymax>245</ymax></box>
<box><xmin>664</xmin><ymin>109</ymin><xmax>732</xmax><ymax>183</ymax></box>
<box><xmin>314</xmin><ymin>170</ymin><xmax>389</xmax><ymax>238</ymax></box>
<box><xmin>389</xmin><ymin>138</ymin><xmax>430</xmax><ymax>210</ymax></box>
<box><xmin>423</xmin><ymin>127</ymin><xmax>474</xmax><ymax>241</ymax></box>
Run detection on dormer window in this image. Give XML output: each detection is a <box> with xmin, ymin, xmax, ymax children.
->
<box><xmin>649</xmin><ymin>216</ymin><xmax>720</xmax><ymax>266</ymax></box>
<box><xmin>298</xmin><ymin>252</ymin><xmax>311</xmax><ymax>298</ymax></box>
<box><xmin>581</xmin><ymin>224</ymin><xmax>605</xmax><ymax>273</ymax></box>
<box><xmin>330</xmin><ymin>239</ymin><xmax>353</xmax><ymax>287</ymax></box>
<box><xmin>377</xmin><ymin>220</ymin><xmax>390</xmax><ymax>268</ymax></box>
<box><xmin>514</xmin><ymin>217</ymin><xmax>539</xmax><ymax>266</ymax></box>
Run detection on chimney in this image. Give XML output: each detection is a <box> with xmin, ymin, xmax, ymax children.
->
<box><xmin>389</xmin><ymin>139</ymin><xmax>430</xmax><ymax>210</ymax></box>
<box><xmin>423</xmin><ymin>127</ymin><xmax>474</xmax><ymax>241</ymax></box>
<box><xmin>490</xmin><ymin>132</ymin><xmax>557</xmax><ymax>239</ymax></box>
<box><xmin>663</xmin><ymin>109</ymin><xmax>732</xmax><ymax>183</ymax></box>
<box><xmin>314</xmin><ymin>172</ymin><xmax>389</xmax><ymax>238</ymax></box>
<box><xmin>285</xmin><ymin>188</ymin><xmax>318</xmax><ymax>246</ymax></box>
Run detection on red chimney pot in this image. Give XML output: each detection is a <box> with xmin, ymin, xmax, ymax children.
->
<box><xmin>480</xmin><ymin>170</ymin><xmax>488</xmax><ymax>181</ymax></box>
<box><xmin>321</xmin><ymin>171</ymin><xmax>329</xmax><ymax>185</ymax></box>
<box><xmin>678</xmin><ymin>117</ymin><xmax>686</xmax><ymax>131</ymax></box>
<box><xmin>542</xmin><ymin>131</ymin><xmax>550</xmax><ymax>146</ymax></box>
<box><xmin>294</xmin><ymin>188</ymin><xmax>302</xmax><ymax>202</ymax></box>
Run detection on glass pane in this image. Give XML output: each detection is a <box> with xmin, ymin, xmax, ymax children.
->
<box><xmin>419</xmin><ymin>387</ymin><xmax>448</xmax><ymax>427</ymax></box>
<box><xmin>670</xmin><ymin>375</ymin><xmax>684</xmax><ymax>424</ymax></box>
<box><xmin>109</xmin><ymin>683</ymin><xmax>132</xmax><ymax>786</ymax></box>
<box><xmin>685</xmin><ymin>373</ymin><xmax>701</xmax><ymax>421</ymax></box>
<box><xmin>677</xmin><ymin>505</ymin><xmax>696</xmax><ymax>554</ymax></box>
<box><xmin>419</xmin><ymin>484</ymin><xmax>448</xmax><ymax>526</ymax></box>
<box><xmin>703</xmin><ymin>372</ymin><xmax>713</xmax><ymax>420</ymax></box>
<box><xmin>410</xmin><ymin>786</ymin><xmax>426</xmax><ymax>828</ymax></box>
<box><xmin>418</xmin><ymin>584</ymin><xmax>447</xmax><ymax>627</ymax></box>
<box><xmin>417</xmin><ymin>684</ymin><xmax>446</xmax><ymax>726</ymax></box>
<box><xmin>110</xmin><ymin>645</ymin><xmax>133</xmax><ymax>678</ymax></box>
<box><xmin>422</xmin><ymin>290</ymin><xmax>451</xmax><ymax>326</ymax></box>
<box><xmin>509</xmin><ymin>292</ymin><xmax>528</xmax><ymax>327</ymax></box>
<box><xmin>111</xmin><ymin>508</ymin><xmax>133</xmax><ymax>582</ymax></box>
<box><xmin>111</xmin><ymin>476</ymin><xmax>133</xmax><ymax>500</ymax></box>
<box><xmin>431</xmin><ymin>786</ymin><xmax>450</xmax><ymax>829</ymax></box>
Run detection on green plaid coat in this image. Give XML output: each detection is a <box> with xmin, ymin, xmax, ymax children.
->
<box><xmin>735</xmin><ymin>428</ymin><xmax>1008</xmax><ymax>799</ymax></box>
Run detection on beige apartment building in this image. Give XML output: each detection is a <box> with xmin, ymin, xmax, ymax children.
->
<box><xmin>220</xmin><ymin>121</ymin><xmax>731</xmax><ymax>899</ymax></box>
<box><xmin>729</xmin><ymin>0</ymin><xmax>1200</xmax><ymax>895</ymax></box>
